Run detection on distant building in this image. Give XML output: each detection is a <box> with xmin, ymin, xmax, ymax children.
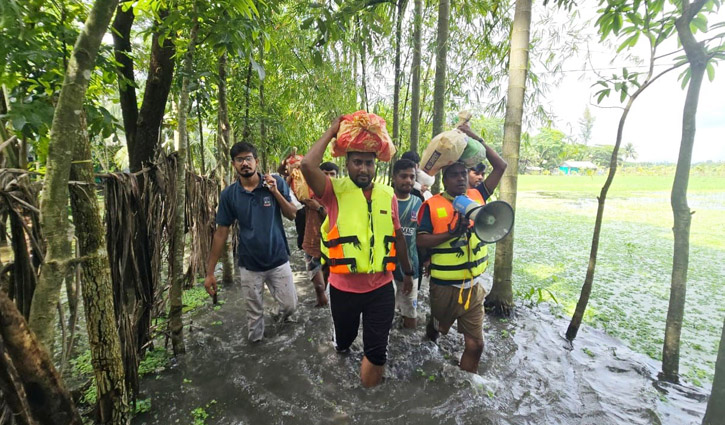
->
<box><xmin>559</xmin><ymin>160</ymin><xmax>598</xmax><ymax>175</ymax></box>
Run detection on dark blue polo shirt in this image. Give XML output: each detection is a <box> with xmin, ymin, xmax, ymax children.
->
<box><xmin>216</xmin><ymin>173</ymin><xmax>291</xmax><ymax>272</ymax></box>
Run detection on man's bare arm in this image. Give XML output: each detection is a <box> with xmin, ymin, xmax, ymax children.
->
<box><xmin>301</xmin><ymin>116</ymin><xmax>342</xmax><ymax>196</ymax></box>
<box><xmin>204</xmin><ymin>226</ymin><xmax>231</xmax><ymax>296</ymax></box>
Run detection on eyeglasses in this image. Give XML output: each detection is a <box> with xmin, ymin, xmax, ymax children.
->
<box><xmin>233</xmin><ymin>155</ymin><xmax>255</xmax><ymax>164</ymax></box>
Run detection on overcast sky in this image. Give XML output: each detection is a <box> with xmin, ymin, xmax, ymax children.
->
<box><xmin>536</xmin><ymin>5</ymin><xmax>725</xmax><ymax>163</ymax></box>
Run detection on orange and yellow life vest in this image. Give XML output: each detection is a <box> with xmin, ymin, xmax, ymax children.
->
<box><xmin>424</xmin><ymin>189</ymin><xmax>488</xmax><ymax>281</ymax></box>
<box><xmin>320</xmin><ymin>178</ymin><xmax>397</xmax><ymax>274</ymax></box>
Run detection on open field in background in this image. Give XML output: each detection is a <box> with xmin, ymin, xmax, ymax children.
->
<box><xmin>511</xmin><ymin>175</ymin><xmax>725</xmax><ymax>386</ymax></box>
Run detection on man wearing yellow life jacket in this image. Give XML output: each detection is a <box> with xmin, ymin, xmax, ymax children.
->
<box><xmin>301</xmin><ymin>116</ymin><xmax>414</xmax><ymax>388</ymax></box>
<box><xmin>417</xmin><ymin>122</ymin><xmax>506</xmax><ymax>373</ymax></box>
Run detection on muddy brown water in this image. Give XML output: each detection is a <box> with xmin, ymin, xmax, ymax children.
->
<box><xmin>132</xmin><ymin>235</ymin><xmax>709</xmax><ymax>425</ymax></box>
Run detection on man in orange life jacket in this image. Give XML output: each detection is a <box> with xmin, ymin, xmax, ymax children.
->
<box><xmin>417</xmin><ymin>123</ymin><xmax>506</xmax><ymax>373</ymax></box>
<box><xmin>301</xmin><ymin>116</ymin><xmax>414</xmax><ymax>388</ymax></box>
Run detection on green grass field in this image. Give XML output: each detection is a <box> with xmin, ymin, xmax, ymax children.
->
<box><xmin>510</xmin><ymin>175</ymin><xmax>725</xmax><ymax>387</ymax></box>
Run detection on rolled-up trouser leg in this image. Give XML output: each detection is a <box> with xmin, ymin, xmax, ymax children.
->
<box><xmin>265</xmin><ymin>261</ymin><xmax>298</xmax><ymax>319</ymax></box>
<box><xmin>239</xmin><ymin>267</ymin><xmax>265</xmax><ymax>341</ymax></box>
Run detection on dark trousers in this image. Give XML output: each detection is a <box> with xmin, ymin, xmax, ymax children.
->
<box><xmin>329</xmin><ymin>282</ymin><xmax>395</xmax><ymax>366</ymax></box>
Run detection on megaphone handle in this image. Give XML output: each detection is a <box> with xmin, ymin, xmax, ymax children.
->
<box><xmin>448</xmin><ymin>212</ymin><xmax>467</xmax><ymax>237</ymax></box>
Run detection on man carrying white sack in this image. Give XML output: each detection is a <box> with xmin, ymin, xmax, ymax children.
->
<box><xmin>458</xmin><ymin>122</ymin><xmax>507</xmax><ymax>204</ymax></box>
<box><xmin>417</xmin><ymin>123</ymin><xmax>506</xmax><ymax>373</ymax></box>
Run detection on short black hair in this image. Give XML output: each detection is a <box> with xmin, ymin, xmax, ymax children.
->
<box><xmin>469</xmin><ymin>163</ymin><xmax>486</xmax><ymax>173</ymax></box>
<box><xmin>393</xmin><ymin>159</ymin><xmax>417</xmax><ymax>175</ymax></box>
<box><xmin>230</xmin><ymin>142</ymin><xmax>258</xmax><ymax>159</ymax></box>
<box><xmin>401</xmin><ymin>151</ymin><xmax>420</xmax><ymax>164</ymax></box>
<box><xmin>442</xmin><ymin>161</ymin><xmax>466</xmax><ymax>177</ymax></box>
<box><xmin>346</xmin><ymin>151</ymin><xmax>376</xmax><ymax>160</ymax></box>
<box><xmin>320</xmin><ymin>161</ymin><xmax>339</xmax><ymax>173</ymax></box>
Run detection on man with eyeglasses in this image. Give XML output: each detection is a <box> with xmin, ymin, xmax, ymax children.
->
<box><xmin>204</xmin><ymin>142</ymin><xmax>298</xmax><ymax>342</ymax></box>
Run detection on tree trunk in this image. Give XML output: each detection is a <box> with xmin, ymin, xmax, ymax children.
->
<box><xmin>8</xmin><ymin>210</ymin><xmax>37</xmax><ymax>319</ymax></box>
<box><xmin>130</xmin><ymin>8</ymin><xmax>176</xmax><ymax>172</ymax></box>
<box><xmin>351</xmin><ymin>31</ymin><xmax>359</xmax><ymax>107</ymax></box>
<box><xmin>661</xmin><ymin>4</ymin><xmax>708</xmax><ymax>383</ymax></box>
<box><xmin>243</xmin><ymin>60</ymin><xmax>253</xmax><ymax>141</ymax></box>
<box><xmin>169</xmin><ymin>12</ymin><xmax>200</xmax><ymax>357</ymax></box>
<box><xmin>69</xmin><ymin>115</ymin><xmax>129</xmax><ymax>424</ymax></box>
<box><xmin>486</xmin><ymin>0</ymin><xmax>531</xmax><ymax>317</ymax></box>
<box><xmin>29</xmin><ymin>0</ymin><xmax>119</xmax><ymax>353</ymax></box>
<box><xmin>60</xmin><ymin>248</ymin><xmax>80</xmax><ymax>376</ymax></box>
<box><xmin>566</xmin><ymin>95</ymin><xmax>633</xmax><ymax>340</ymax></box>
<box><xmin>111</xmin><ymin>4</ymin><xmax>137</xmax><ymax>150</ymax></box>
<box><xmin>196</xmin><ymin>95</ymin><xmax>205</xmax><ymax>174</ymax></box>
<box><xmin>216</xmin><ymin>53</ymin><xmax>234</xmax><ymax>285</ymax></box>
<box><xmin>703</xmin><ymin>316</ymin><xmax>725</xmax><ymax>424</ymax></box>
<box><xmin>565</xmin><ymin>27</ymin><xmax>670</xmax><ymax>340</ymax></box>
<box><xmin>392</xmin><ymin>0</ymin><xmax>407</xmax><ymax>150</ymax></box>
<box><xmin>111</xmin><ymin>3</ymin><xmax>155</xmax><ymax>385</ymax></box>
<box><xmin>409</xmin><ymin>0</ymin><xmax>423</xmax><ymax>153</ymax></box>
<box><xmin>358</xmin><ymin>18</ymin><xmax>370</xmax><ymax>111</ymax></box>
<box><xmin>430</xmin><ymin>0</ymin><xmax>450</xmax><ymax>194</ymax></box>
<box><xmin>0</xmin><ymin>291</ymin><xmax>82</xmax><ymax>425</ymax></box>
<box><xmin>259</xmin><ymin>41</ymin><xmax>268</xmax><ymax>172</ymax></box>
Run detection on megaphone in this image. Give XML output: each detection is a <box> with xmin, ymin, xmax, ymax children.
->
<box><xmin>452</xmin><ymin>196</ymin><xmax>515</xmax><ymax>243</ymax></box>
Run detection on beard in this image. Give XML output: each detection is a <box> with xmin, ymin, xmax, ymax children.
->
<box><xmin>352</xmin><ymin>175</ymin><xmax>371</xmax><ymax>188</ymax></box>
<box><xmin>238</xmin><ymin>169</ymin><xmax>255</xmax><ymax>178</ymax></box>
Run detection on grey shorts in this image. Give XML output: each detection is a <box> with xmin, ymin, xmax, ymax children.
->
<box><xmin>304</xmin><ymin>253</ymin><xmax>322</xmax><ymax>281</ymax></box>
<box><xmin>393</xmin><ymin>279</ymin><xmax>419</xmax><ymax>319</ymax></box>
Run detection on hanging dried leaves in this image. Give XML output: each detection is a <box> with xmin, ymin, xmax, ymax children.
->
<box><xmin>0</xmin><ymin>169</ymin><xmax>44</xmax><ymax>319</ymax></box>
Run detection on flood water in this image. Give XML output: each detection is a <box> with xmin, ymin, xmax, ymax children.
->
<box><xmin>133</xmin><ymin>233</ymin><xmax>710</xmax><ymax>425</ymax></box>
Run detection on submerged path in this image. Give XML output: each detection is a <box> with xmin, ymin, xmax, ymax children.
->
<box><xmin>132</xmin><ymin>238</ymin><xmax>708</xmax><ymax>425</ymax></box>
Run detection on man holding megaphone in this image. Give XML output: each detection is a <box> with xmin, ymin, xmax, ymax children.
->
<box><xmin>416</xmin><ymin>123</ymin><xmax>507</xmax><ymax>373</ymax></box>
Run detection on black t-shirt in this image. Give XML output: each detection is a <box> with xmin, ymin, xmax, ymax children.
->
<box><xmin>216</xmin><ymin>173</ymin><xmax>291</xmax><ymax>271</ymax></box>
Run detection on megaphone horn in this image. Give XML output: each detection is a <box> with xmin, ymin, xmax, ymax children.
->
<box><xmin>452</xmin><ymin>196</ymin><xmax>515</xmax><ymax>244</ymax></box>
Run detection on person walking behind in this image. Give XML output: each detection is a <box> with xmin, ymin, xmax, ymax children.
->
<box><xmin>299</xmin><ymin>161</ymin><xmax>339</xmax><ymax>307</ymax></box>
<box><xmin>391</xmin><ymin>159</ymin><xmax>423</xmax><ymax>329</ymax></box>
<box><xmin>301</xmin><ymin>116</ymin><xmax>414</xmax><ymax>388</ymax></box>
<box><xmin>204</xmin><ymin>142</ymin><xmax>298</xmax><ymax>342</ymax></box>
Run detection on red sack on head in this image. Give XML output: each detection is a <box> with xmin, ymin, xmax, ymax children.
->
<box><xmin>332</xmin><ymin>110</ymin><xmax>396</xmax><ymax>162</ymax></box>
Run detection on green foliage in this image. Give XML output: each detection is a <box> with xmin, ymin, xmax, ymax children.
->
<box><xmin>133</xmin><ymin>398</ymin><xmax>152</xmax><ymax>415</ymax></box>
<box><xmin>191</xmin><ymin>400</ymin><xmax>217</xmax><ymax>425</ymax></box>
<box><xmin>182</xmin><ymin>285</ymin><xmax>210</xmax><ymax>313</ymax></box>
<box><xmin>514</xmin><ymin>175</ymin><xmax>725</xmax><ymax>386</ymax></box>
<box><xmin>416</xmin><ymin>367</ymin><xmax>437</xmax><ymax>382</ymax></box>
<box><xmin>0</xmin><ymin>0</ymin><xmax>121</xmax><ymax>165</ymax></box>
<box><xmin>517</xmin><ymin>286</ymin><xmax>559</xmax><ymax>305</ymax></box>
<box><xmin>138</xmin><ymin>347</ymin><xmax>171</xmax><ymax>377</ymax></box>
<box><xmin>70</xmin><ymin>349</ymin><xmax>94</xmax><ymax>377</ymax></box>
<box><xmin>82</xmin><ymin>380</ymin><xmax>98</xmax><ymax>406</ymax></box>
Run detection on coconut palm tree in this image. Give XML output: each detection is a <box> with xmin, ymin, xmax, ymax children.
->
<box><xmin>623</xmin><ymin>142</ymin><xmax>638</xmax><ymax>161</ymax></box>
